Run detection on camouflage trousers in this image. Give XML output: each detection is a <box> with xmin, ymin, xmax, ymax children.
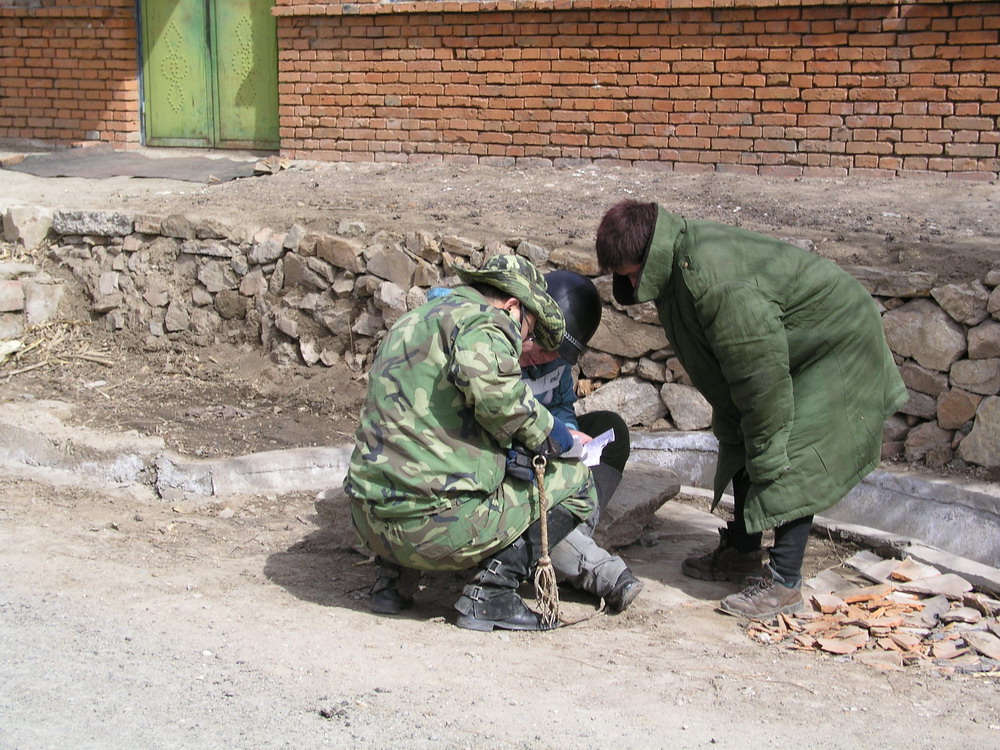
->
<box><xmin>350</xmin><ymin>458</ymin><xmax>596</xmax><ymax>572</ymax></box>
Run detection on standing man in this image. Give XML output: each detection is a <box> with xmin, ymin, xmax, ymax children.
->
<box><xmin>595</xmin><ymin>200</ymin><xmax>907</xmax><ymax>618</ymax></box>
<box><xmin>344</xmin><ymin>255</ymin><xmax>596</xmax><ymax>632</ymax></box>
<box><xmin>521</xmin><ymin>270</ymin><xmax>642</xmax><ymax>613</ymax></box>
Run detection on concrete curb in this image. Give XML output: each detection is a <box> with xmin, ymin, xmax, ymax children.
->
<box><xmin>0</xmin><ymin>399</ymin><xmax>351</xmax><ymax>499</ymax></box>
<box><xmin>155</xmin><ymin>447</ymin><xmax>352</xmax><ymax>498</ymax></box>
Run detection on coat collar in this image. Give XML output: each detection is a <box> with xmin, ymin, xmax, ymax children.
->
<box><xmin>611</xmin><ymin>205</ymin><xmax>687</xmax><ymax>305</ymax></box>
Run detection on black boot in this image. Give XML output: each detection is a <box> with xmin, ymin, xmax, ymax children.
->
<box><xmin>605</xmin><ymin>570</ymin><xmax>643</xmax><ymax>613</ymax></box>
<box><xmin>521</xmin><ymin>504</ymin><xmax>579</xmax><ymax>566</ymax></box>
<box><xmin>454</xmin><ymin>506</ymin><xmax>578</xmax><ymax>632</ymax></box>
<box><xmin>370</xmin><ymin>557</ymin><xmax>420</xmax><ymax>615</ymax></box>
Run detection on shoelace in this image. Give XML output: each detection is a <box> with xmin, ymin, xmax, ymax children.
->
<box><xmin>735</xmin><ymin>574</ymin><xmax>774</xmax><ymax>601</ymax></box>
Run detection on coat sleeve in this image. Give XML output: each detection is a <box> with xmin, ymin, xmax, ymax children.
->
<box><xmin>551</xmin><ymin>362</ymin><xmax>580</xmax><ymax>431</ymax></box>
<box><xmin>696</xmin><ymin>281</ymin><xmax>792</xmax><ymax>483</ymax></box>
<box><xmin>449</xmin><ymin>320</ymin><xmax>555</xmax><ymax>452</ymax></box>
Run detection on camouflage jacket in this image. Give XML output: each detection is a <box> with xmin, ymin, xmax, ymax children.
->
<box><xmin>343</xmin><ymin>287</ymin><xmax>556</xmax><ymax>519</ymax></box>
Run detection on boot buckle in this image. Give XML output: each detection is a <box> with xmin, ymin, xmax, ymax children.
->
<box><xmin>484</xmin><ymin>558</ymin><xmax>505</xmax><ymax>576</ymax></box>
<box><xmin>465</xmin><ymin>585</ymin><xmax>487</xmax><ymax>602</ymax></box>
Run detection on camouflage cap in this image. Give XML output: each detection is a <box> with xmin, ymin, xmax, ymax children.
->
<box><xmin>455</xmin><ymin>254</ymin><xmax>566</xmax><ymax>350</ymax></box>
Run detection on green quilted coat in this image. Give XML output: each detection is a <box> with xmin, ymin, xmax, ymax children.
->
<box><xmin>621</xmin><ymin>206</ymin><xmax>907</xmax><ymax>534</ymax></box>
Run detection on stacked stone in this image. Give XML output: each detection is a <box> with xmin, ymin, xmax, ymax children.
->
<box><xmin>3</xmin><ymin>205</ymin><xmax>999</xmax><ymax>471</ymax></box>
<box><xmin>881</xmin><ymin>273</ymin><xmax>1000</xmax><ymax>471</ymax></box>
<box><xmin>1</xmin><ymin>207</ymin><xmax>64</xmax><ymax>337</ymax></box>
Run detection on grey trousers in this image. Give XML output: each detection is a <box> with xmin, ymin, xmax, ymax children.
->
<box><xmin>551</xmin><ymin>525</ymin><xmax>628</xmax><ymax>598</ymax></box>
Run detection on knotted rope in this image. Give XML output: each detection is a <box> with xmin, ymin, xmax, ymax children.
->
<box><xmin>532</xmin><ymin>454</ymin><xmax>560</xmax><ymax>627</ymax></box>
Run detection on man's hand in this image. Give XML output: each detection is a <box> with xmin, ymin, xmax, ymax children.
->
<box><xmin>569</xmin><ymin>429</ymin><xmax>592</xmax><ymax>445</ymax></box>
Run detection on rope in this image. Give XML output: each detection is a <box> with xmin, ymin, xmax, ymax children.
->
<box><xmin>532</xmin><ymin>454</ymin><xmax>560</xmax><ymax>627</ymax></box>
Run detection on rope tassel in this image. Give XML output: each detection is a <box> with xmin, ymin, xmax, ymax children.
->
<box><xmin>532</xmin><ymin>454</ymin><xmax>560</xmax><ymax>628</ymax></box>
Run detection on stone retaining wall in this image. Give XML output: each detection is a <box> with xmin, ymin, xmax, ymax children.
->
<box><xmin>3</xmin><ymin>204</ymin><xmax>999</xmax><ymax>471</ymax></box>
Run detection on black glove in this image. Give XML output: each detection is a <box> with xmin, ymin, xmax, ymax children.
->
<box><xmin>534</xmin><ymin>418</ymin><xmax>574</xmax><ymax>459</ymax></box>
<box><xmin>505</xmin><ymin>447</ymin><xmax>536</xmax><ymax>483</ymax></box>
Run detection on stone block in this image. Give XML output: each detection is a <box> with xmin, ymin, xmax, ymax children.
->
<box><xmin>578</xmin><ymin>376</ymin><xmax>666</xmax><ymax>427</ymax></box>
<box><xmin>844</xmin><ymin>266</ymin><xmax>936</xmax><ymax>297</ymax></box>
<box><xmin>951</xmin><ymin>358</ymin><xmax>1000</xmax><ymax>395</ymax></box>
<box><xmin>882</xmin><ymin>298</ymin><xmax>967</xmax><ymax>371</ymax></box>
<box><xmin>3</xmin><ymin>205</ymin><xmax>52</xmax><ymax>249</ymax></box>
<box><xmin>315</xmin><ymin>234</ymin><xmax>364</xmax><ymax>273</ymax></box>
<box><xmin>899</xmin><ymin>388</ymin><xmax>936</xmax><ymax>419</ymax></box>
<box><xmin>968</xmin><ymin>319</ymin><xmax>1000</xmax><ymax>359</ymax></box>
<box><xmin>903</xmin><ymin>421</ymin><xmax>952</xmax><ymax>463</ymax></box>
<box><xmin>590</xmin><ymin>307</ymin><xmax>669</xmax><ymax>358</ymax></box>
<box><xmin>0</xmin><ymin>280</ymin><xmax>24</xmax><ymax>312</ymax></box>
<box><xmin>214</xmin><ymin>290</ymin><xmax>247</xmax><ymax>320</ymax></box>
<box><xmin>899</xmin><ymin>361</ymin><xmax>948</xmax><ymax>397</ymax></box>
<box><xmin>515</xmin><ymin>240</ymin><xmax>549</xmax><ymax>266</ymax></box>
<box><xmin>957</xmin><ymin>396</ymin><xmax>1000</xmax><ymax>468</ymax></box>
<box><xmin>0</xmin><ymin>313</ymin><xmax>23</xmax><ymax>338</ymax></box>
<box><xmin>53</xmin><ymin>209</ymin><xmax>133</xmax><ymax>237</ymax></box>
<box><xmin>593</xmin><ymin>464</ymin><xmax>681</xmax><ymax>549</ymax></box>
<box><xmin>660</xmin><ymin>382</ymin><xmax>712</xmax><ymax>431</ymax></box>
<box><xmin>365</xmin><ymin>244</ymin><xmax>415</xmax><ymax>288</ymax></box>
<box><xmin>937</xmin><ymin>389</ymin><xmax>981</xmax><ymax>430</ymax></box>
<box><xmin>159</xmin><ymin>214</ymin><xmax>197</xmax><ymax>240</ymax></box>
<box><xmin>579</xmin><ymin>350</ymin><xmax>620</xmax><ymax>380</ymax></box>
<box><xmin>931</xmin><ymin>280</ymin><xmax>991</xmax><ymax>326</ymax></box>
<box><xmin>23</xmin><ymin>281</ymin><xmax>63</xmax><ymax>325</ymax></box>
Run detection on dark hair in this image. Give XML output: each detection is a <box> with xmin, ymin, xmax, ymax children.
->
<box><xmin>595</xmin><ymin>200</ymin><xmax>658</xmax><ymax>273</ymax></box>
<box><xmin>470</xmin><ymin>282</ymin><xmax>511</xmax><ymax>302</ymax></box>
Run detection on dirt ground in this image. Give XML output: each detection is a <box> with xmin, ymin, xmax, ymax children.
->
<box><xmin>2</xmin><ymin>153</ymin><xmax>1000</xmax><ymax>748</ymax></box>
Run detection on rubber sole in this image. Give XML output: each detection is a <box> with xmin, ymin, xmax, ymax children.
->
<box><xmin>455</xmin><ymin>614</ymin><xmax>559</xmax><ymax>632</ymax></box>
<box><xmin>718</xmin><ymin>595</ymin><xmax>805</xmax><ymax>619</ymax></box>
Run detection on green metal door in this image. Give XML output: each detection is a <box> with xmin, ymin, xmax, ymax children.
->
<box><xmin>141</xmin><ymin>0</ymin><xmax>213</xmax><ymax>146</ymax></box>
<box><xmin>140</xmin><ymin>1</ymin><xmax>278</xmax><ymax>149</ymax></box>
<box><xmin>211</xmin><ymin>0</ymin><xmax>279</xmax><ymax>148</ymax></box>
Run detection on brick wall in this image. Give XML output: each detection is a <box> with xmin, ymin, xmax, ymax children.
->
<box><xmin>0</xmin><ymin>1</ymin><xmax>140</xmax><ymax>146</ymax></box>
<box><xmin>274</xmin><ymin>0</ymin><xmax>1000</xmax><ymax>179</ymax></box>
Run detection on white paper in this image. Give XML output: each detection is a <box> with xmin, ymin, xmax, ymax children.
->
<box><xmin>582</xmin><ymin>428</ymin><xmax>615</xmax><ymax>467</ymax></box>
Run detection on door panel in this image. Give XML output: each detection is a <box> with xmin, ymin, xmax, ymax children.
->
<box><xmin>141</xmin><ymin>0</ymin><xmax>213</xmax><ymax>146</ymax></box>
<box><xmin>212</xmin><ymin>0</ymin><xmax>279</xmax><ymax>148</ymax></box>
<box><xmin>140</xmin><ymin>1</ymin><xmax>278</xmax><ymax>149</ymax></box>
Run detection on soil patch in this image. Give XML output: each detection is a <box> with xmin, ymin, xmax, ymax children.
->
<box><xmin>2</xmin><ymin>158</ymin><xmax>999</xmax><ymax>747</ymax></box>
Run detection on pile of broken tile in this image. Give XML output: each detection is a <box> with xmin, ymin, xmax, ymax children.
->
<box><xmin>744</xmin><ymin>551</ymin><xmax>1000</xmax><ymax>674</ymax></box>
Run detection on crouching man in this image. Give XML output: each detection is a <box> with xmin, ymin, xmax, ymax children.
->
<box><xmin>344</xmin><ymin>255</ymin><xmax>598</xmax><ymax>632</ymax></box>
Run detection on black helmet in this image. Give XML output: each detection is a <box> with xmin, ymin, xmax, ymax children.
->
<box><xmin>544</xmin><ymin>270</ymin><xmax>602</xmax><ymax>364</ymax></box>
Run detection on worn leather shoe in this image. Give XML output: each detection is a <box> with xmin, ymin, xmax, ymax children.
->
<box><xmin>681</xmin><ymin>528</ymin><xmax>763</xmax><ymax>583</ymax></box>
<box><xmin>719</xmin><ymin>566</ymin><xmax>804</xmax><ymax>619</ymax></box>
